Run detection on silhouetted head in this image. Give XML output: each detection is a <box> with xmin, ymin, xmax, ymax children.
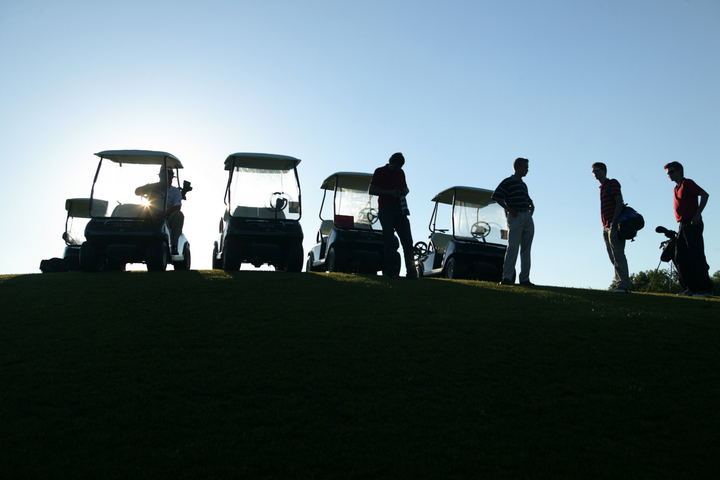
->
<box><xmin>389</xmin><ymin>152</ymin><xmax>405</xmax><ymax>167</ymax></box>
<box><xmin>513</xmin><ymin>157</ymin><xmax>529</xmax><ymax>170</ymax></box>
<box><xmin>388</xmin><ymin>152</ymin><xmax>405</xmax><ymax>172</ymax></box>
<box><xmin>159</xmin><ymin>167</ymin><xmax>175</xmax><ymax>182</ymax></box>
<box><xmin>591</xmin><ymin>162</ymin><xmax>607</xmax><ymax>174</ymax></box>
<box><xmin>513</xmin><ymin>157</ymin><xmax>529</xmax><ymax>177</ymax></box>
<box><xmin>664</xmin><ymin>161</ymin><xmax>683</xmax><ymax>177</ymax></box>
<box><xmin>591</xmin><ymin>162</ymin><xmax>607</xmax><ymax>182</ymax></box>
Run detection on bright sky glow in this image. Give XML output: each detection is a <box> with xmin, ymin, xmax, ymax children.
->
<box><xmin>1</xmin><ymin>0</ymin><xmax>718</xmax><ymax>288</ymax></box>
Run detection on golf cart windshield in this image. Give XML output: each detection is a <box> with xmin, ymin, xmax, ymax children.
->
<box><xmin>321</xmin><ymin>173</ymin><xmax>380</xmax><ymax>230</ymax></box>
<box><xmin>434</xmin><ymin>187</ymin><xmax>508</xmax><ymax>246</ymax></box>
<box><xmin>225</xmin><ymin>154</ymin><xmax>301</xmax><ymax>220</ymax></box>
<box><xmin>90</xmin><ymin>150</ymin><xmax>183</xmax><ymax>219</ymax></box>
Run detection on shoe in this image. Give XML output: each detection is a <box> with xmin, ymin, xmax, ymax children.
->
<box><xmin>677</xmin><ymin>290</ymin><xmax>693</xmax><ymax>297</ymax></box>
<box><xmin>614</xmin><ymin>288</ymin><xmax>630</xmax><ymax>293</ymax></box>
<box><xmin>519</xmin><ymin>281</ymin><xmax>535</xmax><ymax>286</ymax></box>
<box><xmin>500</xmin><ymin>279</ymin><xmax>513</xmax><ymax>285</ymax></box>
<box><xmin>692</xmin><ymin>292</ymin><xmax>713</xmax><ymax>298</ymax></box>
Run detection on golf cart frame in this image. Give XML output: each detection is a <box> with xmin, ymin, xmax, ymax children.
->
<box><xmin>306</xmin><ymin>172</ymin><xmax>400</xmax><ymax>275</ymax></box>
<box><xmin>80</xmin><ymin>150</ymin><xmax>191</xmax><ymax>272</ymax></box>
<box><xmin>414</xmin><ymin>186</ymin><xmax>507</xmax><ymax>280</ymax></box>
<box><xmin>213</xmin><ymin>153</ymin><xmax>304</xmax><ymax>272</ymax></box>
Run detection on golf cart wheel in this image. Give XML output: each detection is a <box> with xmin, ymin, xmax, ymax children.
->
<box><xmin>107</xmin><ymin>258</ymin><xmax>126</xmax><ymax>272</ymax></box>
<box><xmin>223</xmin><ymin>241</ymin><xmax>241</xmax><ymax>271</ymax></box>
<box><xmin>80</xmin><ymin>241</ymin><xmax>102</xmax><ymax>272</ymax></box>
<box><xmin>212</xmin><ymin>243</ymin><xmax>222</xmax><ymax>270</ymax></box>
<box><xmin>175</xmin><ymin>244</ymin><xmax>191</xmax><ymax>270</ymax></box>
<box><xmin>285</xmin><ymin>243</ymin><xmax>304</xmax><ymax>273</ymax></box>
<box><xmin>146</xmin><ymin>241</ymin><xmax>168</xmax><ymax>272</ymax></box>
<box><xmin>306</xmin><ymin>253</ymin><xmax>315</xmax><ymax>273</ymax></box>
<box><xmin>327</xmin><ymin>246</ymin><xmax>346</xmax><ymax>273</ymax></box>
<box><xmin>444</xmin><ymin>256</ymin><xmax>463</xmax><ymax>279</ymax></box>
<box><xmin>416</xmin><ymin>263</ymin><xmax>424</xmax><ymax>278</ymax></box>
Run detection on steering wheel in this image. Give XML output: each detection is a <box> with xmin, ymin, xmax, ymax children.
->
<box><xmin>268</xmin><ymin>192</ymin><xmax>289</xmax><ymax>212</ymax></box>
<box><xmin>471</xmin><ymin>221</ymin><xmax>491</xmax><ymax>239</ymax></box>
<box><xmin>366</xmin><ymin>208</ymin><xmax>379</xmax><ymax>225</ymax></box>
<box><xmin>413</xmin><ymin>241</ymin><xmax>428</xmax><ymax>260</ymax></box>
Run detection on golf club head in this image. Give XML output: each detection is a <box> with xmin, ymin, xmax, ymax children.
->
<box><xmin>655</xmin><ymin>226</ymin><xmax>676</xmax><ymax>239</ymax></box>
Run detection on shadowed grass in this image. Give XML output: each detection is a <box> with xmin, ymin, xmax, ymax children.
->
<box><xmin>1</xmin><ymin>271</ymin><xmax>719</xmax><ymax>478</ymax></box>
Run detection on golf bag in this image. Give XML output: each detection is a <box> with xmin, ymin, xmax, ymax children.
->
<box><xmin>657</xmin><ymin>226</ymin><xmax>676</xmax><ymax>263</ymax></box>
<box><xmin>617</xmin><ymin>206</ymin><xmax>645</xmax><ymax>241</ymax></box>
<box><xmin>604</xmin><ymin>180</ymin><xmax>644</xmax><ymax>241</ymax></box>
<box><xmin>652</xmin><ymin>226</ymin><xmax>682</xmax><ymax>291</ymax></box>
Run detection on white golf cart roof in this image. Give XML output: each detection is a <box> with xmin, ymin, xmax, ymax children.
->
<box><xmin>224</xmin><ymin>153</ymin><xmax>301</xmax><ymax>171</ymax></box>
<box><xmin>432</xmin><ymin>186</ymin><xmax>496</xmax><ymax>206</ymax></box>
<box><xmin>65</xmin><ymin>198</ymin><xmax>107</xmax><ymax>218</ymax></box>
<box><xmin>320</xmin><ymin>172</ymin><xmax>373</xmax><ymax>191</ymax></box>
<box><xmin>94</xmin><ymin>150</ymin><xmax>183</xmax><ymax>168</ymax></box>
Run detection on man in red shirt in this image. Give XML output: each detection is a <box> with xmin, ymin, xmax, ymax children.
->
<box><xmin>369</xmin><ymin>152</ymin><xmax>417</xmax><ymax>279</ymax></box>
<box><xmin>592</xmin><ymin>162</ymin><xmax>631</xmax><ymax>293</ymax></box>
<box><xmin>664</xmin><ymin>161</ymin><xmax>712</xmax><ymax>297</ymax></box>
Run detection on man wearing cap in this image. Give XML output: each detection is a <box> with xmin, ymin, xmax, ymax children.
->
<box><xmin>492</xmin><ymin>157</ymin><xmax>535</xmax><ymax>286</ymax></box>
<box><xmin>664</xmin><ymin>161</ymin><xmax>712</xmax><ymax>297</ymax></box>
<box><xmin>135</xmin><ymin>167</ymin><xmax>185</xmax><ymax>255</ymax></box>
<box><xmin>592</xmin><ymin>162</ymin><xmax>631</xmax><ymax>293</ymax></box>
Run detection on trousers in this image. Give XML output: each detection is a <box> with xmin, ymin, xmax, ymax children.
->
<box><xmin>603</xmin><ymin>226</ymin><xmax>630</xmax><ymax>290</ymax></box>
<box><xmin>168</xmin><ymin>210</ymin><xmax>184</xmax><ymax>247</ymax></box>
<box><xmin>676</xmin><ymin>220</ymin><xmax>712</xmax><ymax>293</ymax></box>
<box><xmin>378</xmin><ymin>206</ymin><xmax>415</xmax><ymax>278</ymax></box>
<box><xmin>503</xmin><ymin>211</ymin><xmax>534</xmax><ymax>283</ymax></box>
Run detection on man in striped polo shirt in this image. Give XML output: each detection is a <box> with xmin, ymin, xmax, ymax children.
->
<box><xmin>492</xmin><ymin>157</ymin><xmax>535</xmax><ymax>286</ymax></box>
<box><xmin>592</xmin><ymin>162</ymin><xmax>631</xmax><ymax>293</ymax></box>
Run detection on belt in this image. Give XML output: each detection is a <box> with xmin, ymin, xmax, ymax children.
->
<box><xmin>514</xmin><ymin>208</ymin><xmax>531</xmax><ymax>212</ymax></box>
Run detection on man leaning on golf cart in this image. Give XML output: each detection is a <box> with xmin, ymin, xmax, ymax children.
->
<box><xmin>135</xmin><ymin>167</ymin><xmax>186</xmax><ymax>255</ymax></box>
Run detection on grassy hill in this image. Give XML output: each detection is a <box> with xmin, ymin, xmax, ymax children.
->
<box><xmin>2</xmin><ymin>271</ymin><xmax>719</xmax><ymax>479</ymax></box>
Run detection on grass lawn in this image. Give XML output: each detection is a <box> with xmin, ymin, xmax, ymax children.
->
<box><xmin>1</xmin><ymin>271</ymin><xmax>719</xmax><ymax>479</ymax></box>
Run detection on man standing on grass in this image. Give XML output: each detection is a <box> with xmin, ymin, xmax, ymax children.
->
<box><xmin>369</xmin><ymin>152</ymin><xmax>417</xmax><ymax>279</ymax></box>
<box><xmin>492</xmin><ymin>157</ymin><xmax>535</xmax><ymax>286</ymax></box>
<box><xmin>664</xmin><ymin>162</ymin><xmax>713</xmax><ymax>297</ymax></box>
<box><xmin>592</xmin><ymin>162</ymin><xmax>631</xmax><ymax>293</ymax></box>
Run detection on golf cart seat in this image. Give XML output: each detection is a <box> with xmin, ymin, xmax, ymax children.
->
<box><xmin>111</xmin><ymin>203</ymin><xmax>145</xmax><ymax>218</ymax></box>
<box><xmin>320</xmin><ymin>219</ymin><xmax>334</xmax><ymax>236</ymax></box>
<box><xmin>430</xmin><ymin>232</ymin><xmax>452</xmax><ymax>253</ymax></box>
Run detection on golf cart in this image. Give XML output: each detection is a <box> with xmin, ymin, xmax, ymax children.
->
<box><xmin>80</xmin><ymin>150</ymin><xmax>191</xmax><ymax>272</ymax></box>
<box><xmin>40</xmin><ymin>198</ymin><xmax>106</xmax><ymax>273</ymax></box>
<box><xmin>306</xmin><ymin>172</ymin><xmax>400</xmax><ymax>275</ymax></box>
<box><xmin>414</xmin><ymin>186</ymin><xmax>507</xmax><ymax>280</ymax></box>
<box><xmin>213</xmin><ymin>153</ymin><xmax>304</xmax><ymax>272</ymax></box>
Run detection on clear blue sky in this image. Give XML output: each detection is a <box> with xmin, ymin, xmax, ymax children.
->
<box><xmin>1</xmin><ymin>0</ymin><xmax>718</xmax><ymax>289</ymax></box>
